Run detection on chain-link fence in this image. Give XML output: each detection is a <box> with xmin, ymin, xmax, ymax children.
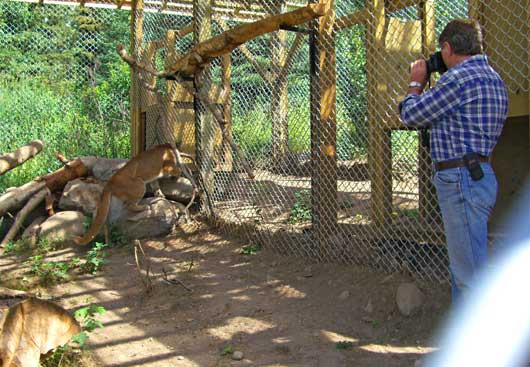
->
<box><xmin>1</xmin><ymin>0</ymin><xmax>527</xmax><ymax>282</ymax></box>
<box><xmin>0</xmin><ymin>0</ymin><xmax>131</xmax><ymax>189</ymax></box>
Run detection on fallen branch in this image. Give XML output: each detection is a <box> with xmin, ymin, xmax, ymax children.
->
<box><xmin>134</xmin><ymin>240</ymin><xmax>153</xmax><ymax>294</ymax></box>
<box><xmin>162</xmin><ymin>267</ymin><xmax>192</xmax><ymax>292</ymax></box>
<box><xmin>0</xmin><ymin>188</ymin><xmax>50</xmax><ymax>248</ymax></box>
<box><xmin>0</xmin><ymin>140</ymin><xmax>43</xmax><ymax>176</ymax></box>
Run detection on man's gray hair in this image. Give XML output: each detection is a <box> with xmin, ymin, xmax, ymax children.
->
<box><xmin>439</xmin><ymin>19</ymin><xmax>483</xmax><ymax>55</ymax></box>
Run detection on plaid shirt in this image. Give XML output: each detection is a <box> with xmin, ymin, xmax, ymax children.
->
<box><xmin>399</xmin><ymin>55</ymin><xmax>508</xmax><ymax>162</ymax></box>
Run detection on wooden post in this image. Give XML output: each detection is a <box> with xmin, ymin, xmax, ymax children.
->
<box><xmin>311</xmin><ymin>0</ymin><xmax>337</xmax><ymax>253</ymax></box>
<box><xmin>271</xmin><ymin>1</ymin><xmax>289</xmax><ymax>170</ymax></box>
<box><xmin>220</xmin><ymin>54</ymin><xmax>233</xmax><ymax>170</ymax></box>
<box><xmin>418</xmin><ymin>0</ymin><xmax>437</xmax><ymax>223</ymax></box>
<box><xmin>367</xmin><ymin>0</ymin><xmax>392</xmax><ymax>227</ymax></box>
<box><xmin>194</xmin><ymin>0</ymin><xmax>215</xmax><ymax>216</ymax></box>
<box><xmin>130</xmin><ymin>0</ymin><xmax>145</xmax><ymax>156</ymax></box>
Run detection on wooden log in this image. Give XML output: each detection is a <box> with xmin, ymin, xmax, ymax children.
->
<box><xmin>0</xmin><ymin>158</ymin><xmax>88</xmax><ymax>218</ymax></box>
<box><xmin>40</xmin><ymin>157</ymin><xmax>89</xmax><ymax>193</ymax></box>
<box><xmin>0</xmin><ymin>188</ymin><xmax>50</xmax><ymax>248</ymax></box>
<box><xmin>117</xmin><ymin>3</ymin><xmax>328</xmax><ymax>79</ymax></box>
<box><xmin>0</xmin><ymin>180</ymin><xmax>47</xmax><ymax>218</ymax></box>
<box><xmin>0</xmin><ymin>140</ymin><xmax>44</xmax><ymax>176</ymax></box>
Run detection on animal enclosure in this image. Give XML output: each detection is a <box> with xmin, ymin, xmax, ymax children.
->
<box><xmin>0</xmin><ymin>0</ymin><xmax>528</xmax><ymax>283</ymax></box>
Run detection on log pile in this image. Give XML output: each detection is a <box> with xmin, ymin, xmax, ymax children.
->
<box><xmin>0</xmin><ymin>142</ymin><xmax>89</xmax><ymax>248</ymax></box>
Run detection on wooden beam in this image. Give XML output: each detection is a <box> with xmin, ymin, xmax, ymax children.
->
<box><xmin>220</xmin><ymin>54</ymin><xmax>233</xmax><ymax>170</ymax></box>
<box><xmin>130</xmin><ymin>0</ymin><xmax>144</xmax><ymax>156</ymax></box>
<box><xmin>418</xmin><ymin>1</ymin><xmax>438</xmax><ymax>225</ymax></box>
<box><xmin>311</xmin><ymin>0</ymin><xmax>338</xmax><ymax>252</ymax></box>
<box><xmin>214</xmin><ymin>17</ymin><xmax>272</xmax><ymax>84</ymax></box>
<box><xmin>194</xmin><ymin>0</ymin><xmax>215</xmax><ymax>216</ymax></box>
<box><xmin>385</xmin><ymin>0</ymin><xmax>419</xmax><ymax>14</ymax></box>
<box><xmin>367</xmin><ymin>0</ymin><xmax>392</xmax><ymax>227</ymax></box>
<box><xmin>271</xmin><ymin>1</ymin><xmax>289</xmax><ymax>169</ymax></box>
<box><xmin>164</xmin><ymin>3</ymin><xmax>329</xmax><ymax>77</ymax></box>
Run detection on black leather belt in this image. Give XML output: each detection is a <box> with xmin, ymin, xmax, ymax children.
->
<box><xmin>434</xmin><ymin>155</ymin><xmax>489</xmax><ymax>172</ymax></box>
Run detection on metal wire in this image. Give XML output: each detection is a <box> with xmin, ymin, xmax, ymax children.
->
<box><xmin>0</xmin><ymin>0</ymin><xmax>526</xmax><ymax>283</ymax></box>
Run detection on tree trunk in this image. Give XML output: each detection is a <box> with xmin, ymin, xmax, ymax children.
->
<box><xmin>0</xmin><ymin>140</ymin><xmax>44</xmax><ymax>176</ymax></box>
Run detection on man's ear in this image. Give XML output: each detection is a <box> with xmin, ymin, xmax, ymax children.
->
<box><xmin>444</xmin><ymin>41</ymin><xmax>454</xmax><ymax>56</ymax></box>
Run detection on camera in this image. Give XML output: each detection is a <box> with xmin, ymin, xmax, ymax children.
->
<box><xmin>425</xmin><ymin>51</ymin><xmax>447</xmax><ymax>76</ymax></box>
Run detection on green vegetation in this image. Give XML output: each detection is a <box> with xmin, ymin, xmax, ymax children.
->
<box><xmin>288</xmin><ymin>189</ymin><xmax>312</xmax><ymax>224</ymax></box>
<box><xmin>41</xmin><ymin>305</ymin><xmax>107</xmax><ymax>367</ymax></box>
<box><xmin>0</xmin><ymin>3</ymin><xmax>131</xmax><ymax>191</ymax></box>
<box><xmin>241</xmin><ymin>242</ymin><xmax>262</xmax><ymax>255</ymax></box>
<box><xmin>81</xmin><ymin>242</ymin><xmax>108</xmax><ymax>274</ymax></box>
<box><xmin>335</xmin><ymin>341</ymin><xmax>355</xmax><ymax>350</ymax></box>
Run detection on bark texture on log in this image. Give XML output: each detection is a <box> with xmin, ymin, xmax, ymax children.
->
<box><xmin>0</xmin><ymin>158</ymin><xmax>88</xmax><ymax>218</ymax></box>
<box><xmin>0</xmin><ymin>140</ymin><xmax>44</xmax><ymax>176</ymax></box>
<box><xmin>0</xmin><ymin>188</ymin><xmax>50</xmax><ymax>247</ymax></box>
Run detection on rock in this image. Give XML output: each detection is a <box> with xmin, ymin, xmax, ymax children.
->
<box><xmin>77</xmin><ymin>156</ymin><xmax>98</xmax><ymax>173</ymax></box>
<box><xmin>231</xmin><ymin>351</ymin><xmax>244</xmax><ymax>361</ymax></box>
<box><xmin>115</xmin><ymin>197</ymin><xmax>184</xmax><ymax>239</ymax></box>
<box><xmin>338</xmin><ymin>290</ymin><xmax>350</xmax><ymax>300</ymax></box>
<box><xmin>157</xmin><ymin>177</ymin><xmax>194</xmax><ymax>203</ymax></box>
<box><xmin>396</xmin><ymin>282</ymin><xmax>424</xmax><ymax>317</ymax></box>
<box><xmin>59</xmin><ymin>178</ymin><xmax>105</xmax><ymax>215</ymax></box>
<box><xmin>39</xmin><ymin>211</ymin><xmax>87</xmax><ymax>243</ymax></box>
<box><xmin>364</xmin><ymin>299</ymin><xmax>374</xmax><ymax>313</ymax></box>
<box><xmin>92</xmin><ymin>158</ymin><xmax>128</xmax><ymax>181</ymax></box>
<box><xmin>21</xmin><ymin>216</ymin><xmax>46</xmax><ymax>247</ymax></box>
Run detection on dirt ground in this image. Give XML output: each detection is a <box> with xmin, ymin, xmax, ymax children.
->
<box><xmin>0</xmin><ymin>221</ymin><xmax>451</xmax><ymax>367</ymax></box>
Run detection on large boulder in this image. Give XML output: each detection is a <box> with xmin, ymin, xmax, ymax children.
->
<box><xmin>157</xmin><ymin>177</ymin><xmax>194</xmax><ymax>203</ymax></box>
<box><xmin>21</xmin><ymin>216</ymin><xmax>47</xmax><ymax>248</ymax></box>
<box><xmin>92</xmin><ymin>158</ymin><xmax>127</xmax><ymax>181</ymax></box>
<box><xmin>59</xmin><ymin>178</ymin><xmax>105</xmax><ymax>215</ymax></box>
<box><xmin>114</xmin><ymin>197</ymin><xmax>184</xmax><ymax>239</ymax></box>
<box><xmin>39</xmin><ymin>211</ymin><xmax>87</xmax><ymax>243</ymax></box>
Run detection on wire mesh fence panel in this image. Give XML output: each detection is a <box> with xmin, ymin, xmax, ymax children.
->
<box><xmin>0</xmin><ymin>0</ymin><xmax>132</xmax><ymax>189</ymax></box>
<box><xmin>1</xmin><ymin>0</ymin><xmax>526</xmax><ymax>283</ymax></box>
<box><xmin>136</xmin><ymin>0</ymin><xmax>527</xmax><ymax>283</ymax></box>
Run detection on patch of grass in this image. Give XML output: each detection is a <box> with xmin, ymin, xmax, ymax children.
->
<box><xmin>241</xmin><ymin>243</ymin><xmax>262</xmax><ymax>255</ymax></box>
<box><xmin>220</xmin><ymin>344</ymin><xmax>234</xmax><ymax>356</ymax></box>
<box><xmin>288</xmin><ymin>189</ymin><xmax>312</xmax><ymax>224</ymax></box>
<box><xmin>335</xmin><ymin>341</ymin><xmax>355</xmax><ymax>350</ymax></box>
<box><xmin>401</xmin><ymin>209</ymin><xmax>419</xmax><ymax>219</ymax></box>
<box><xmin>80</xmin><ymin>242</ymin><xmax>108</xmax><ymax>275</ymax></box>
<box><xmin>25</xmin><ymin>255</ymin><xmax>72</xmax><ymax>286</ymax></box>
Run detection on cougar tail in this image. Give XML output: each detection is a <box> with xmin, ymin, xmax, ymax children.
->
<box><xmin>74</xmin><ymin>190</ymin><xmax>112</xmax><ymax>246</ymax></box>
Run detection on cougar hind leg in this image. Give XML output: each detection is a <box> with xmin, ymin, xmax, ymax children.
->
<box><xmin>115</xmin><ymin>177</ymin><xmax>148</xmax><ymax>212</ymax></box>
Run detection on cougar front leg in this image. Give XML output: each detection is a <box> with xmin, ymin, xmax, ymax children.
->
<box><xmin>126</xmin><ymin>201</ymin><xmax>149</xmax><ymax>212</ymax></box>
<box><xmin>150</xmin><ymin>180</ymin><xmax>166</xmax><ymax>198</ymax></box>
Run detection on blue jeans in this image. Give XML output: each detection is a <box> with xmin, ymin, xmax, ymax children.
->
<box><xmin>433</xmin><ymin>163</ymin><xmax>498</xmax><ymax>302</ymax></box>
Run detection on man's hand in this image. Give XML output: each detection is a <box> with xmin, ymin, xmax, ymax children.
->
<box><xmin>410</xmin><ymin>59</ymin><xmax>428</xmax><ymax>87</ymax></box>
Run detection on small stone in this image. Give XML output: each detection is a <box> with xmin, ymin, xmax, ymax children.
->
<box><xmin>396</xmin><ymin>282</ymin><xmax>424</xmax><ymax>317</ymax></box>
<box><xmin>338</xmin><ymin>290</ymin><xmax>350</xmax><ymax>300</ymax></box>
<box><xmin>232</xmin><ymin>351</ymin><xmax>244</xmax><ymax>360</ymax></box>
<box><xmin>364</xmin><ymin>300</ymin><xmax>374</xmax><ymax>313</ymax></box>
<box><xmin>177</xmin><ymin>356</ymin><xmax>185</xmax><ymax>360</ymax></box>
